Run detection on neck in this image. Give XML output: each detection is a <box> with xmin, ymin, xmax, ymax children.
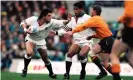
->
<box><xmin>76</xmin><ymin>12</ymin><xmax>84</xmax><ymax>17</ymax></box>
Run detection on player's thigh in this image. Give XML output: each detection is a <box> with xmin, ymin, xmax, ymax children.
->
<box><xmin>67</xmin><ymin>44</ymin><xmax>80</xmax><ymax>57</ymax></box>
<box><xmin>37</xmin><ymin>48</ymin><xmax>48</xmax><ymax>60</ymax></box>
<box><xmin>127</xmin><ymin>47</ymin><xmax>133</xmax><ymax>68</ymax></box>
<box><xmin>92</xmin><ymin>43</ymin><xmax>101</xmax><ymax>54</ymax></box>
<box><xmin>80</xmin><ymin>45</ymin><xmax>90</xmax><ymax>56</ymax></box>
<box><xmin>25</xmin><ymin>41</ymin><xmax>35</xmax><ymax>55</ymax></box>
<box><xmin>111</xmin><ymin>39</ymin><xmax>128</xmax><ymax>56</ymax></box>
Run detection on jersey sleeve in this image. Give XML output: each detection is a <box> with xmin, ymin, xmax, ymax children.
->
<box><xmin>72</xmin><ymin>17</ymin><xmax>98</xmax><ymax>33</ymax></box>
<box><xmin>20</xmin><ymin>16</ymin><xmax>37</xmax><ymax>27</ymax></box>
<box><xmin>51</xmin><ymin>19</ymin><xmax>65</xmax><ymax>30</ymax></box>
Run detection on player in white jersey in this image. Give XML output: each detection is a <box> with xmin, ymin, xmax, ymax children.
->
<box><xmin>58</xmin><ymin>3</ymin><xmax>109</xmax><ymax>80</ymax></box>
<box><xmin>20</xmin><ymin>8</ymin><xmax>70</xmax><ymax>79</ymax></box>
<box><xmin>56</xmin><ymin>2</ymin><xmax>94</xmax><ymax>80</ymax></box>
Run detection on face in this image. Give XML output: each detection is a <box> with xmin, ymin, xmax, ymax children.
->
<box><xmin>43</xmin><ymin>13</ymin><xmax>52</xmax><ymax>23</ymax></box>
<box><xmin>73</xmin><ymin>7</ymin><xmax>82</xmax><ymax>17</ymax></box>
<box><xmin>90</xmin><ymin>8</ymin><xmax>96</xmax><ymax>16</ymax></box>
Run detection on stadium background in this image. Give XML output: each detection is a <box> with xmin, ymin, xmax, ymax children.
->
<box><xmin>1</xmin><ymin>1</ymin><xmax>133</xmax><ymax>80</ymax></box>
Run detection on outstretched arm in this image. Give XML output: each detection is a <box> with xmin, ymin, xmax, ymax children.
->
<box><xmin>87</xmin><ymin>34</ymin><xmax>99</xmax><ymax>40</ymax></box>
<box><xmin>64</xmin><ymin>17</ymin><xmax>98</xmax><ymax>37</ymax></box>
<box><xmin>72</xmin><ymin>17</ymin><xmax>97</xmax><ymax>34</ymax></box>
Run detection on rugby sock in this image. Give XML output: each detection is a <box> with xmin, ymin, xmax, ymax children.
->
<box><xmin>91</xmin><ymin>56</ymin><xmax>106</xmax><ymax>73</ymax></box>
<box><xmin>111</xmin><ymin>64</ymin><xmax>120</xmax><ymax>73</ymax></box>
<box><xmin>45</xmin><ymin>63</ymin><xmax>54</xmax><ymax>74</ymax></box>
<box><xmin>24</xmin><ymin>54</ymin><xmax>31</xmax><ymax>70</ymax></box>
<box><xmin>81</xmin><ymin>62</ymin><xmax>86</xmax><ymax>72</ymax></box>
<box><xmin>80</xmin><ymin>58</ymin><xmax>87</xmax><ymax>71</ymax></box>
<box><xmin>66</xmin><ymin>61</ymin><xmax>72</xmax><ymax>74</ymax></box>
<box><xmin>111</xmin><ymin>64</ymin><xmax>121</xmax><ymax>80</ymax></box>
<box><xmin>66</xmin><ymin>57</ymin><xmax>72</xmax><ymax>74</ymax></box>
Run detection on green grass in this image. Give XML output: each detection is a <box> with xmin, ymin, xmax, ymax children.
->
<box><xmin>1</xmin><ymin>72</ymin><xmax>133</xmax><ymax>80</ymax></box>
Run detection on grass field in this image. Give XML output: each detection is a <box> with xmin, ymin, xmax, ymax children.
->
<box><xmin>1</xmin><ymin>72</ymin><xmax>133</xmax><ymax>80</ymax></box>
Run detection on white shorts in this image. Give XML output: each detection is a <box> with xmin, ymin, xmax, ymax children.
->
<box><xmin>73</xmin><ymin>39</ymin><xmax>91</xmax><ymax>48</ymax></box>
<box><xmin>25</xmin><ymin>36</ymin><xmax>47</xmax><ymax>49</ymax></box>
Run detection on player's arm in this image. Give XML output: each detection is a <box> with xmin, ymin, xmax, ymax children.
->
<box><xmin>52</xmin><ymin>13</ymin><xmax>72</xmax><ymax>30</ymax></box>
<box><xmin>51</xmin><ymin>19</ymin><xmax>70</xmax><ymax>30</ymax></box>
<box><xmin>87</xmin><ymin>34</ymin><xmax>99</xmax><ymax>40</ymax></box>
<box><xmin>118</xmin><ymin>14</ymin><xmax>126</xmax><ymax>23</ymax></box>
<box><xmin>20</xmin><ymin>16</ymin><xmax>35</xmax><ymax>33</ymax></box>
<box><xmin>20</xmin><ymin>20</ymin><xmax>29</xmax><ymax>32</ymax></box>
<box><xmin>72</xmin><ymin>17</ymin><xmax>97</xmax><ymax>34</ymax></box>
<box><xmin>56</xmin><ymin>17</ymin><xmax>72</xmax><ymax>36</ymax></box>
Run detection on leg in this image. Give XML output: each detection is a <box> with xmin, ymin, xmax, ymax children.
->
<box><xmin>37</xmin><ymin>48</ymin><xmax>56</xmax><ymax>79</ymax></box>
<box><xmin>64</xmin><ymin>44</ymin><xmax>80</xmax><ymax>79</ymax></box>
<box><xmin>126</xmin><ymin>47</ymin><xmax>133</xmax><ymax>68</ymax></box>
<box><xmin>21</xmin><ymin>41</ymin><xmax>34</xmax><ymax>77</ymax></box>
<box><xmin>110</xmin><ymin>39</ymin><xmax>128</xmax><ymax>73</ymax></box>
<box><xmin>79</xmin><ymin>45</ymin><xmax>90</xmax><ymax>80</ymax></box>
<box><xmin>110</xmin><ymin>39</ymin><xmax>128</xmax><ymax>80</ymax></box>
<box><xmin>89</xmin><ymin>44</ymin><xmax>107</xmax><ymax>79</ymax></box>
<box><xmin>100</xmin><ymin>53</ymin><xmax>114</xmax><ymax>75</ymax></box>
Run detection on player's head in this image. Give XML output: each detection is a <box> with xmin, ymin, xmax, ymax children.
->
<box><xmin>91</xmin><ymin>5</ymin><xmax>102</xmax><ymax>16</ymax></box>
<box><xmin>38</xmin><ymin>8</ymin><xmax>52</xmax><ymax>23</ymax></box>
<box><xmin>73</xmin><ymin>1</ymin><xmax>84</xmax><ymax>17</ymax></box>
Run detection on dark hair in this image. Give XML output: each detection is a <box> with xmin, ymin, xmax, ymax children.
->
<box><xmin>73</xmin><ymin>1</ymin><xmax>84</xmax><ymax>9</ymax></box>
<box><xmin>37</xmin><ymin>8</ymin><xmax>52</xmax><ymax>21</ymax></box>
<box><xmin>92</xmin><ymin>5</ymin><xmax>102</xmax><ymax>15</ymax></box>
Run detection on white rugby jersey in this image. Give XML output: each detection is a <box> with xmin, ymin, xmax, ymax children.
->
<box><xmin>58</xmin><ymin>14</ymin><xmax>94</xmax><ymax>40</ymax></box>
<box><xmin>20</xmin><ymin>16</ymin><xmax>64</xmax><ymax>41</ymax></box>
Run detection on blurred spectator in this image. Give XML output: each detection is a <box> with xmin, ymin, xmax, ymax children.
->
<box><xmin>50</xmin><ymin>50</ymin><xmax>65</xmax><ymax>61</ymax></box>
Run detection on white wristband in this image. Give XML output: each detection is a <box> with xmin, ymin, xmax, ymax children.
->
<box><xmin>24</xmin><ymin>28</ymin><xmax>27</xmax><ymax>32</ymax></box>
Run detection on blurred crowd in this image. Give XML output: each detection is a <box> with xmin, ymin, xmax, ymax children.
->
<box><xmin>1</xmin><ymin>1</ymin><xmax>126</xmax><ymax>71</ymax></box>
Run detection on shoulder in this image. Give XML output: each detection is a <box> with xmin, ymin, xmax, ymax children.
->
<box><xmin>82</xmin><ymin>14</ymin><xmax>91</xmax><ymax>20</ymax></box>
<box><xmin>84</xmin><ymin>14</ymin><xmax>91</xmax><ymax>18</ymax></box>
<box><xmin>26</xmin><ymin>16</ymin><xmax>38</xmax><ymax>21</ymax></box>
<box><xmin>29</xmin><ymin>16</ymin><xmax>38</xmax><ymax>19</ymax></box>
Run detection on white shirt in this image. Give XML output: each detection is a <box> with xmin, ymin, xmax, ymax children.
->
<box><xmin>58</xmin><ymin>14</ymin><xmax>94</xmax><ymax>41</ymax></box>
<box><xmin>20</xmin><ymin>16</ymin><xmax>64</xmax><ymax>41</ymax></box>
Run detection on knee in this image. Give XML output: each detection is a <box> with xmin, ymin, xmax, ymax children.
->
<box><xmin>67</xmin><ymin>52</ymin><xmax>74</xmax><ymax>58</ymax></box>
<box><xmin>27</xmin><ymin>52</ymin><xmax>33</xmax><ymax>57</ymax></box>
<box><xmin>26</xmin><ymin>50</ymin><xmax>34</xmax><ymax>57</ymax></box>
<box><xmin>26</xmin><ymin>53</ymin><xmax>33</xmax><ymax>57</ymax></box>
<box><xmin>79</xmin><ymin>55</ymin><xmax>86</xmax><ymax>60</ymax></box>
<box><xmin>79</xmin><ymin>55</ymin><xmax>87</xmax><ymax>63</ymax></box>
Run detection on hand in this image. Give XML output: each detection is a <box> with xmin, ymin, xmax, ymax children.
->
<box><xmin>64</xmin><ymin>31</ymin><xmax>73</xmax><ymax>38</ymax></box>
<box><xmin>63</xmin><ymin>13</ymin><xmax>72</xmax><ymax>25</ymax></box>
<box><xmin>24</xmin><ymin>27</ymin><xmax>32</xmax><ymax>34</ymax></box>
<box><xmin>49</xmin><ymin>30</ymin><xmax>56</xmax><ymax>36</ymax></box>
<box><xmin>67</xmin><ymin>13</ymin><xmax>72</xmax><ymax>21</ymax></box>
<box><xmin>86</xmin><ymin>36</ymin><xmax>93</xmax><ymax>40</ymax></box>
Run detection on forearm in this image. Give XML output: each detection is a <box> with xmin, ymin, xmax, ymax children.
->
<box><xmin>20</xmin><ymin>20</ymin><xmax>29</xmax><ymax>29</ymax></box>
<box><xmin>72</xmin><ymin>18</ymin><xmax>96</xmax><ymax>33</ymax></box>
<box><xmin>57</xmin><ymin>28</ymin><xmax>67</xmax><ymax>36</ymax></box>
<box><xmin>118</xmin><ymin>14</ymin><xmax>126</xmax><ymax>23</ymax></box>
<box><xmin>20</xmin><ymin>21</ymin><xmax>30</xmax><ymax>33</ymax></box>
<box><xmin>72</xmin><ymin>24</ymin><xmax>87</xmax><ymax>33</ymax></box>
<box><xmin>92</xmin><ymin>34</ymin><xmax>99</xmax><ymax>38</ymax></box>
<box><xmin>63</xmin><ymin>20</ymin><xmax>70</xmax><ymax>25</ymax></box>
